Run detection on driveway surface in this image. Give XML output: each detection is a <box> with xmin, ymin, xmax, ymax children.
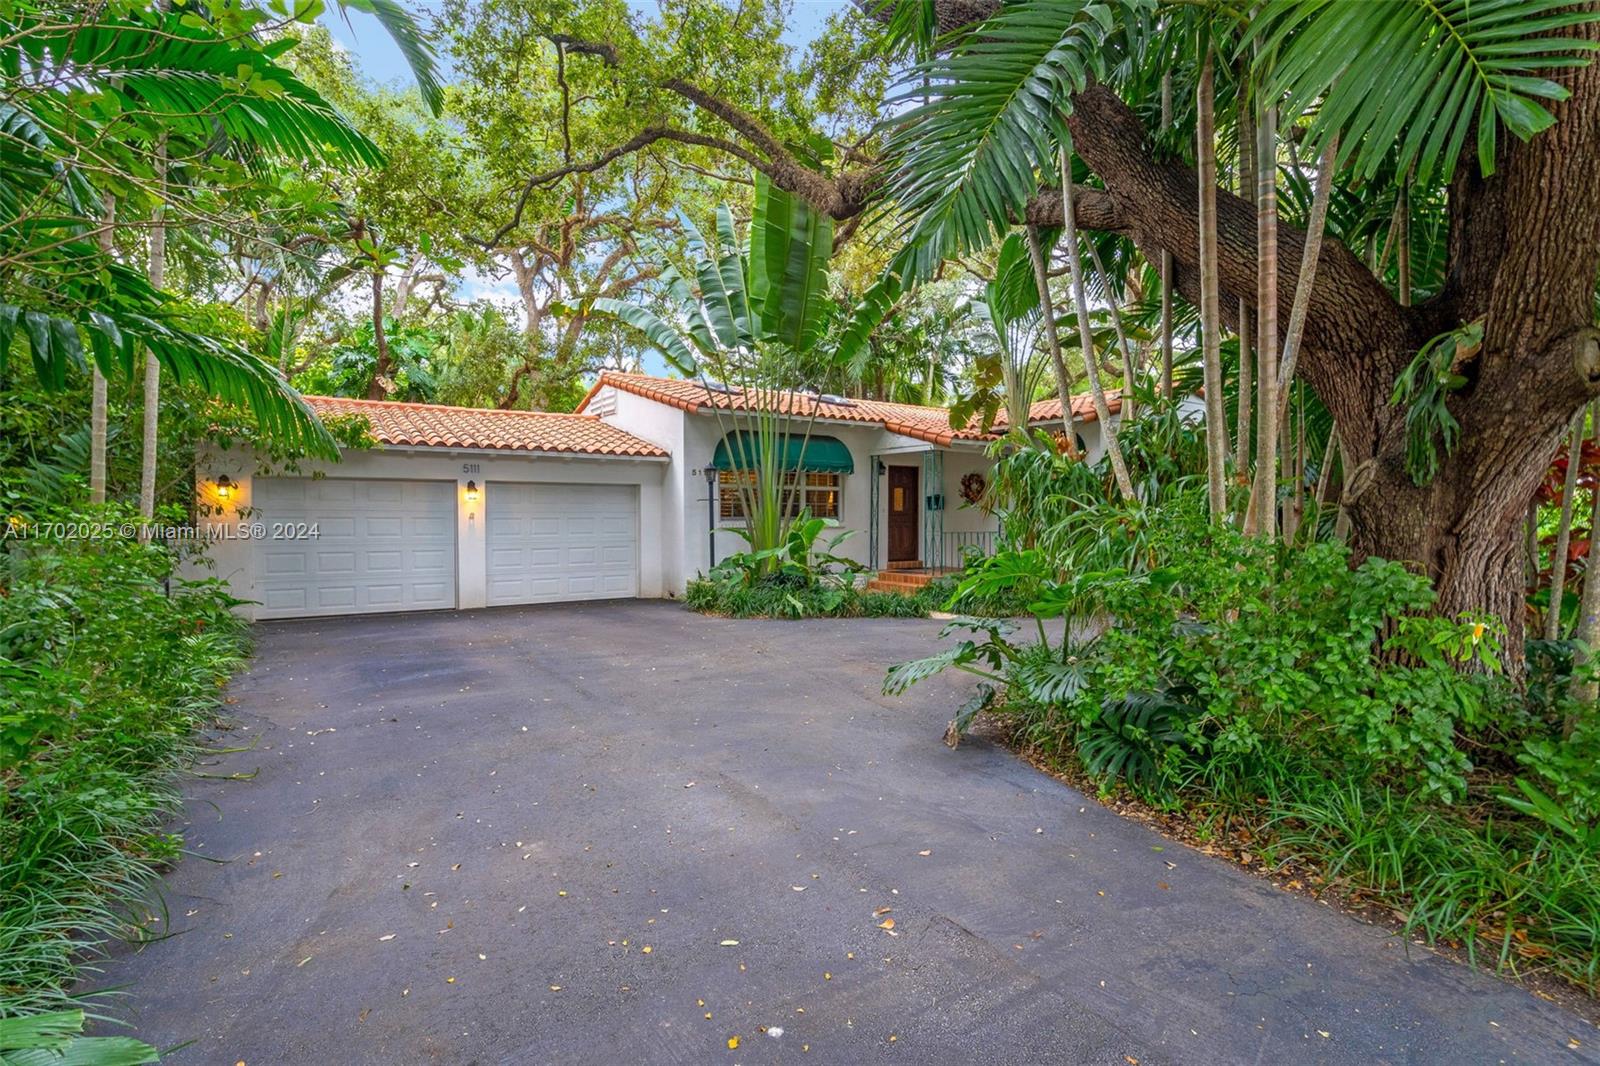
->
<box><xmin>92</xmin><ymin>602</ymin><xmax>1596</xmax><ymax>1065</ymax></box>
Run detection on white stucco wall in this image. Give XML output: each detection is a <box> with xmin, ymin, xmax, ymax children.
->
<box><xmin>194</xmin><ymin>443</ymin><xmax>668</xmax><ymax>619</ymax></box>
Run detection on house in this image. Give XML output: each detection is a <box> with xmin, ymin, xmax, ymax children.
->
<box><xmin>196</xmin><ymin>371</ymin><xmax>1121</xmax><ymax>619</ymax></box>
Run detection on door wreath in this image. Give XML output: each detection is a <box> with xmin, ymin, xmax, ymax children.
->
<box><xmin>959</xmin><ymin>471</ymin><xmax>987</xmax><ymax>504</ymax></box>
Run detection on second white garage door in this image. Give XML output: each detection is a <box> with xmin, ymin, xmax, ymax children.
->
<box><xmin>485</xmin><ymin>483</ymin><xmax>639</xmax><ymax>606</ymax></box>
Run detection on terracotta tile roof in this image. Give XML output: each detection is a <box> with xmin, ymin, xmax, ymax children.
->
<box><xmin>302</xmin><ymin>395</ymin><xmax>667</xmax><ymax>457</ymax></box>
<box><xmin>579</xmin><ymin>371</ymin><xmax>1113</xmax><ymax>445</ymax></box>
<box><xmin>991</xmin><ymin>390</ymin><xmax>1121</xmax><ymax>430</ymax></box>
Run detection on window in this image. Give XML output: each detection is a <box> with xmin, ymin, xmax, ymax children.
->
<box><xmin>719</xmin><ymin>469</ymin><xmax>841</xmax><ymax>520</ymax></box>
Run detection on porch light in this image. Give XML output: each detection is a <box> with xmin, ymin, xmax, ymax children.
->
<box><xmin>465</xmin><ymin>480</ymin><xmax>479</xmax><ymax>502</ymax></box>
<box><xmin>215</xmin><ymin>475</ymin><xmax>233</xmax><ymax>500</ymax></box>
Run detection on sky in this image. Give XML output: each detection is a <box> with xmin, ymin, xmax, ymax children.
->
<box><xmin>317</xmin><ymin>1</ymin><xmax>851</xmax><ymax>377</ymax></box>
<box><xmin>319</xmin><ymin>1</ymin><xmax>846</xmax><ymax>96</ymax></box>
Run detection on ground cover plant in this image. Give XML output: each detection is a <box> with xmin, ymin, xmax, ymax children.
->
<box><xmin>887</xmin><ymin>411</ymin><xmax>1600</xmax><ymax>993</ymax></box>
<box><xmin>0</xmin><ymin>511</ymin><xmax>249</xmax><ymax>1047</ymax></box>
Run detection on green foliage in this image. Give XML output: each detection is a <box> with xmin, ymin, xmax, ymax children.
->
<box><xmin>685</xmin><ymin>574</ymin><xmax>931</xmax><ymax>620</ymax></box>
<box><xmin>0</xmin><ymin>0</ymin><xmax>442</xmax><ymax>456</ymax></box>
<box><xmin>0</xmin><ymin>1009</ymin><xmax>158</xmax><ymax>1065</ymax></box>
<box><xmin>293</xmin><ymin>315</ymin><xmax>443</xmax><ymax>401</ymax></box>
<box><xmin>1390</xmin><ymin>319</ymin><xmax>1479</xmax><ymax>486</ymax></box>
<box><xmin>1251</xmin><ymin>0</ymin><xmax>1600</xmax><ymax>184</ymax></box>
<box><xmin>0</xmin><ymin>509</ymin><xmax>249</xmax><ymax>1019</ymax></box>
<box><xmin>883</xmin><ymin>0</ymin><xmax>1141</xmax><ymax>277</ymax></box>
<box><xmin>1077</xmin><ymin>686</ymin><xmax>1201</xmax><ymax>791</ymax></box>
<box><xmin>886</xmin><ymin>482</ymin><xmax>1600</xmax><ymax>987</ymax></box>
<box><xmin>712</xmin><ymin>514</ymin><xmax>862</xmax><ymax>589</ymax></box>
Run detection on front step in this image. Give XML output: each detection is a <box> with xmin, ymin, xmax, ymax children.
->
<box><xmin>865</xmin><ymin>568</ymin><xmax>940</xmax><ymax>595</ymax></box>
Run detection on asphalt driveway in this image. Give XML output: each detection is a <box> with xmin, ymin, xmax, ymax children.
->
<box><xmin>92</xmin><ymin>601</ymin><xmax>1596</xmax><ymax>1065</ymax></box>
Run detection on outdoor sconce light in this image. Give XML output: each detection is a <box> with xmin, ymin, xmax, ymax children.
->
<box><xmin>875</xmin><ymin>459</ymin><xmax>887</xmax><ymax>476</ymax></box>
<box><xmin>464</xmin><ymin>480</ymin><xmax>480</xmax><ymax>503</ymax></box>
<box><xmin>215</xmin><ymin>475</ymin><xmax>233</xmax><ymax>500</ymax></box>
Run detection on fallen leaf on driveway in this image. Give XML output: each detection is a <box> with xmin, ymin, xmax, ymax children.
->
<box><xmin>719</xmin><ymin>940</ymin><xmax>740</xmax><ymax>946</ymax></box>
<box><xmin>873</xmin><ymin>906</ymin><xmax>892</xmax><ymax>917</ymax></box>
<box><xmin>727</xmin><ymin>1036</ymin><xmax>740</xmax><ymax>1049</ymax></box>
<box><xmin>378</xmin><ymin>934</ymin><xmax>395</xmax><ymax>942</ymax></box>
<box><xmin>917</xmin><ymin>850</ymin><xmax>931</xmax><ymax>857</ymax></box>
<box><xmin>877</xmin><ymin>918</ymin><xmax>895</xmax><ymax>930</ymax></box>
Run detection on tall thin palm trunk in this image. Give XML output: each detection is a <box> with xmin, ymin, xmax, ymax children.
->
<box><xmin>1083</xmin><ymin>238</ymin><xmax>1137</xmax><ymax>421</ymax></box>
<box><xmin>1059</xmin><ymin>142</ymin><xmax>1134</xmax><ymax>499</ymax></box>
<box><xmin>1196</xmin><ymin>48</ymin><xmax>1227</xmax><ymax>520</ymax></box>
<box><xmin>1250</xmin><ymin>93</ymin><xmax>1279</xmax><ymax>541</ymax></box>
<box><xmin>1025</xmin><ymin>223</ymin><xmax>1080</xmax><ymax>457</ymax></box>
<box><xmin>1569</xmin><ymin>402</ymin><xmax>1600</xmax><ymax>712</ymax></box>
<box><xmin>1159</xmin><ymin>71</ymin><xmax>1174</xmax><ymax>401</ymax></box>
<box><xmin>91</xmin><ymin>195</ymin><xmax>115</xmax><ymax>505</ymax></box>
<box><xmin>138</xmin><ymin>139</ymin><xmax>166</xmax><ymax>520</ymax></box>
<box><xmin>1396</xmin><ymin>170</ymin><xmax>1412</xmax><ymax>307</ymax></box>
<box><xmin>1547</xmin><ymin>411</ymin><xmax>1586</xmax><ymax>640</ymax></box>
<box><xmin>1309</xmin><ymin>419</ymin><xmax>1339</xmax><ymax>545</ymax></box>
<box><xmin>1234</xmin><ymin>79</ymin><xmax>1254</xmax><ymax>479</ymax></box>
<box><xmin>1274</xmin><ymin>139</ymin><xmax>1336</xmax><ymax>425</ymax></box>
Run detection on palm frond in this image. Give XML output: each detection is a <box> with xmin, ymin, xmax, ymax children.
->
<box><xmin>337</xmin><ymin>0</ymin><xmax>445</xmax><ymax>115</ymax></box>
<box><xmin>883</xmin><ymin>0</ymin><xmax>1138</xmax><ymax>280</ymax></box>
<box><xmin>1252</xmin><ymin>0</ymin><xmax>1600</xmax><ymax>183</ymax></box>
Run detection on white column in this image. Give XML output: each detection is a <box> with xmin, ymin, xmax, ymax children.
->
<box><xmin>457</xmin><ymin>474</ymin><xmax>487</xmax><ymax>609</ymax></box>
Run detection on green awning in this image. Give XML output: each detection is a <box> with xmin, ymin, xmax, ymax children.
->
<box><xmin>709</xmin><ymin>432</ymin><xmax>855</xmax><ymax>474</ymax></box>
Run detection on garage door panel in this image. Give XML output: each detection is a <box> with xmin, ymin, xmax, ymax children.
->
<box><xmin>317</xmin><ymin>586</ymin><xmax>357</xmax><ymax>609</ymax></box>
<box><xmin>411</xmin><ymin>547</ymin><xmax>450</xmax><ymax>570</ymax></box>
<box><xmin>486</xmin><ymin>482</ymin><xmax>638</xmax><ymax>606</ymax></box>
<box><xmin>253</xmin><ymin>478</ymin><xmax>456</xmax><ymax>619</ymax></box>
<box><xmin>366</xmin><ymin>550</ymin><xmax>403</xmax><ymax>572</ymax></box>
<box><xmin>412</xmin><ymin>515</ymin><xmax>452</xmax><ymax>537</ymax></box>
<box><xmin>263</xmin><ymin>588</ymin><xmax>308</xmax><ymax>611</ymax></box>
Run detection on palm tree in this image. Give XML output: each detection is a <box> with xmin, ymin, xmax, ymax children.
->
<box><xmin>1023</xmin><ymin>225</ymin><xmax>1081</xmax><ymax>453</ymax></box>
<box><xmin>1251</xmin><ymin>88</ymin><xmax>1280</xmax><ymax>540</ymax></box>
<box><xmin>0</xmin><ymin>1</ymin><xmax>442</xmax><ymax>464</ymax></box>
<box><xmin>1196</xmin><ymin>44</ymin><xmax>1228</xmax><ymax>520</ymax></box>
<box><xmin>979</xmin><ymin>233</ymin><xmax>1055</xmax><ymax>436</ymax></box>
<box><xmin>1057</xmin><ymin>142</ymin><xmax>1136</xmax><ymax>500</ymax></box>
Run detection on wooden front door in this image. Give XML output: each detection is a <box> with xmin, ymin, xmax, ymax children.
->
<box><xmin>887</xmin><ymin>465</ymin><xmax>919</xmax><ymax>563</ymax></box>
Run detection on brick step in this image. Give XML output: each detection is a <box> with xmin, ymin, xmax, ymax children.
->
<box><xmin>868</xmin><ymin>569</ymin><xmax>938</xmax><ymax>591</ymax></box>
<box><xmin>884</xmin><ymin>560</ymin><xmax>925</xmax><ymax>571</ymax></box>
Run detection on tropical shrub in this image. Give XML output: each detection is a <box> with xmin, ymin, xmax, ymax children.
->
<box><xmin>0</xmin><ymin>507</ymin><xmax>248</xmax><ymax>1021</ymax></box>
<box><xmin>888</xmin><ymin>481</ymin><xmax>1600</xmax><ymax>988</ymax></box>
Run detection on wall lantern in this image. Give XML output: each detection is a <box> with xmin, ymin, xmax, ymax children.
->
<box><xmin>215</xmin><ymin>475</ymin><xmax>234</xmax><ymax>500</ymax></box>
<box><xmin>875</xmin><ymin>459</ymin><xmax>887</xmax><ymax>476</ymax></box>
<box><xmin>464</xmin><ymin>480</ymin><xmax>480</xmax><ymax>503</ymax></box>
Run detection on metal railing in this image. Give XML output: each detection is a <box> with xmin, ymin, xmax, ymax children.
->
<box><xmin>939</xmin><ymin>529</ymin><xmax>999</xmax><ymax>570</ymax></box>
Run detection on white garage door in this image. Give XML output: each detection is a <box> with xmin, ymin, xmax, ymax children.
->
<box><xmin>485</xmin><ymin>483</ymin><xmax>638</xmax><ymax>606</ymax></box>
<box><xmin>252</xmin><ymin>478</ymin><xmax>456</xmax><ymax>618</ymax></box>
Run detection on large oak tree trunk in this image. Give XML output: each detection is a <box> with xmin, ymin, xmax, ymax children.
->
<box><xmin>1061</xmin><ymin>60</ymin><xmax>1600</xmax><ymax>670</ymax></box>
